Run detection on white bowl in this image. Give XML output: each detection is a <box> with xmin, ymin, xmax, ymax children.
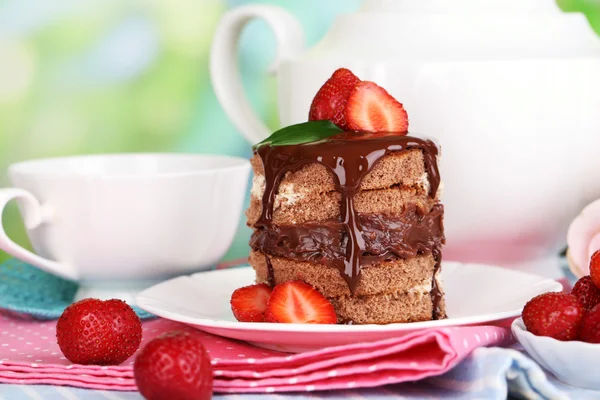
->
<box><xmin>512</xmin><ymin>317</ymin><xmax>600</xmax><ymax>390</ymax></box>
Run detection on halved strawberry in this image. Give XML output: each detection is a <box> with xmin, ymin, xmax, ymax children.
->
<box><xmin>345</xmin><ymin>81</ymin><xmax>408</xmax><ymax>133</ymax></box>
<box><xmin>265</xmin><ymin>281</ymin><xmax>336</xmax><ymax>324</ymax></box>
<box><xmin>230</xmin><ymin>283</ymin><xmax>272</xmax><ymax>322</ymax></box>
<box><xmin>308</xmin><ymin>68</ymin><xmax>361</xmax><ymax>130</ymax></box>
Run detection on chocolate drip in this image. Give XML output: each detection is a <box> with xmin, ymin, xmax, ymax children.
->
<box><xmin>431</xmin><ymin>247</ymin><xmax>443</xmax><ymax>320</ymax></box>
<box><xmin>254</xmin><ymin>132</ymin><xmax>441</xmax><ymax>294</ymax></box>
<box><xmin>265</xmin><ymin>255</ymin><xmax>275</xmax><ymax>287</ymax></box>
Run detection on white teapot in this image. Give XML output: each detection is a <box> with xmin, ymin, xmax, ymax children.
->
<box><xmin>211</xmin><ymin>0</ymin><xmax>600</xmax><ymax>271</ymax></box>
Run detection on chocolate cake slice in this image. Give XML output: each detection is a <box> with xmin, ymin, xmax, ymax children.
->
<box><xmin>247</xmin><ymin>132</ymin><xmax>446</xmax><ymax>324</ymax></box>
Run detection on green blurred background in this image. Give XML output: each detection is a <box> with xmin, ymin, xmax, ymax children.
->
<box><xmin>0</xmin><ymin>0</ymin><xmax>598</xmax><ymax>265</ymax></box>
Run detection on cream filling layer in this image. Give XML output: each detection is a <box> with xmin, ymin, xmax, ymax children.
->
<box><xmin>251</xmin><ymin>175</ymin><xmax>307</xmax><ymax>208</ymax></box>
<box><xmin>407</xmin><ymin>282</ymin><xmax>433</xmax><ymax>295</ymax></box>
<box><xmin>251</xmin><ymin>173</ymin><xmax>435</xmax><ymax>206</ymax></box>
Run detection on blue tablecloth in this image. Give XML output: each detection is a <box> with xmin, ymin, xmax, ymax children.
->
<box><xmin>1</xmin><ymin>346</ymin><xmax>598</xmax><ymax>400</ymax></box>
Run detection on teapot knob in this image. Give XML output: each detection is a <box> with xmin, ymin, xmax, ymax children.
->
<box><xmin>210</xmin><ymin>5</ymin><xmax>306</xmax><ymax>144</ymax></box>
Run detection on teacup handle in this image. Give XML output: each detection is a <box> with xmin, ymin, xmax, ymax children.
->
<box><xmin>210</xmin><ymin>4</ymin><xmax>306</xmax><ymax>144</ymax></box>
<box><xmin>0</xmin><ymin>188</ymin><xmax>78</xmax><ymax>281</ymax></box>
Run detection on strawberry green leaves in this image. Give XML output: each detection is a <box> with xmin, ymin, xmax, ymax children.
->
<box><xmin>253</xmin><ymin>120</ymin><xmax>342</xmax><ymax>149</ymax></box>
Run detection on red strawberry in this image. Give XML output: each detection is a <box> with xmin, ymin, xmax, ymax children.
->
<box><xmin>345</xmin><ymin>81</ymin><xmax>409</xmax><ymax>133</ymax></box>
<box><xmin>265</xmin><ymin>281</ymin><xmax>336</xmax><ymax>324</ymax></box>
<box><xmin>521</xmin><ymin>292</ymin><xmax>584</xmax><ymax>341</ymax></box>
<box><xmin>308</xmin><ymin>68</ymin><xmax>361</xmax><ymax>129</ymax></box>
<box><xmin>230</xmin><ymin>283</ymin><xmax>272</xmax><ymax>322</ymax></box>
<box><xmin>571</xmin><ymin>276</ymin><xmax>600</xmax><ymax>311</ymax></box>
<box><xmin>56</xmin><ymin>298</ymin><xmax>142</xmax><ymax>365</ymax></box>
<box><xmin>134</xmin><ymin>331</ymin><xmax>212</xmax><ymax>400</ymax></box>
<box><xmin>589</xmin><ymin>249</ymin><xmax>600</xmax><ymax>289</ymax></box>
<box><xmin>579</xmin><ymin>303</ymin><xmax>600</xmax><ymax>343</ymax></box>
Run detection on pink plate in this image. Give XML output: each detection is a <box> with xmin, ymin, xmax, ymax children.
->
<box><xmin>135</xmin><ymin>262</ymin><xmax>561</xmax><ymax>353</ymax></box>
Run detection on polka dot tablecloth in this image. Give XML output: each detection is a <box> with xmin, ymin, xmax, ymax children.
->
<box><xmin>0</xmin><ymin>313</ymin><xmax>513</xmax><ymax>393</ymax></box>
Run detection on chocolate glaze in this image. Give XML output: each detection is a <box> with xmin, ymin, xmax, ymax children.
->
<box><xmin>250</xmin><ymin>204</ymin><xmax>444</xmax><ymax>267</ymax></box>
<box><xmin>254</xmin><ymin>132</ymin><xmax>442</xmax><ymax>298</ymax></box>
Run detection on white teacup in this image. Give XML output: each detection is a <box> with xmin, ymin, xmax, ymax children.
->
<box><xmin>0</xmin><ymin>153</ymin><xmax>250</xmax><ymax>302</ymax></box>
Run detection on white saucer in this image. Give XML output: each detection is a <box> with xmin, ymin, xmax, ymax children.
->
<box><xmin>135</xmin><ymin>262</ymin><xmax>562</xmax><ymax>352</ymax></box>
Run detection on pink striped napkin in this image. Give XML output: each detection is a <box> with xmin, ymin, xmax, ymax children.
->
<box><xmin>0</xmin><ymin>314</ymin><xmax>512</xmax><ymax>393</ymax></box>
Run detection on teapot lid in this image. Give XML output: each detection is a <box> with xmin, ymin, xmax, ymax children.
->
<box><xmin>307</xmin><ymin>0</ymin><xmax>600</xmax><ymax>61</ymax></box>
<box><xmin>361</xmin><ymin>0</ymin><xmax>565</xmax><ymax>14</ymax></box>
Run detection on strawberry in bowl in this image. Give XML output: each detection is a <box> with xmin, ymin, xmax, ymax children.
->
<box><xmin>512</xmin><ymin>251</ymin><xmax>600</xmax><ymax>390</ymax></box>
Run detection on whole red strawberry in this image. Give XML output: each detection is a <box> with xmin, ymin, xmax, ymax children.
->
<box><xmin>308</xmin><ymin>68</ymin><xmax>361</xmax><ymax>129</ymax></box>
<box><xmin>521</xmin><ymin>292</ymin><xmax>584</xmax><ymax>341</ymax></box>
<box><xmin>589</xmin><ymin>249</ymin><xmax>600</xmax><ymax>289</ymax></box>
<box><xmin>134</xmin><ymin>331</ymin><xmax>213</xmax><ymax>400</ymax></box>
<box><xmin>56</xmin><ymin>298</ymin><xmax>142</xmax><ymax>365</ymax></box>
<box><xmin>579</xmin><ymin>303</ymin><xmax>600</xmax><ymax>343</ymax></box>
<box><xmin>571</xmin><ymin>276</ymin><xmax>600</xmax><ymax>311</ymax></box>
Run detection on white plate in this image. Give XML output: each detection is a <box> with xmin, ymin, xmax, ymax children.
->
<box><xmin>136</xmin><ymin>262</ymin><xmax>562</xmax><ymax>352</ymax></box>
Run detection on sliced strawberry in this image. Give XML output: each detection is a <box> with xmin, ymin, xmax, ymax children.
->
<box><xmin>345</xmin><ymin>81</ymin><xmax>408</xmax><ymax>133</ymax></box>
<box><xmin>265</xmin><ymin>281</ymin><xmax>336</xmax><ymax>324</ymax></box>
<box><xmin>308</xmin><ymin>68</ymin><xmax>361</xmax><ymax>130</ymax></box>
<box><xmin>230</xmin><ymin>283</ymin><xmax>272</xmax><ymax>322</ymax></box>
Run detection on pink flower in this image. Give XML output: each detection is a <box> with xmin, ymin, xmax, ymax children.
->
<box><xmin>567</xmin><ymin>199</ymin><xmax>600</xmax><ymax>278</ymax></box>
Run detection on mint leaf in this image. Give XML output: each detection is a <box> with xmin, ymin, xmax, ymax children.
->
<box><xmin>254</xmin><ymin>120</ymin><xmax>342</xmax><ymax>148</ymax></box>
